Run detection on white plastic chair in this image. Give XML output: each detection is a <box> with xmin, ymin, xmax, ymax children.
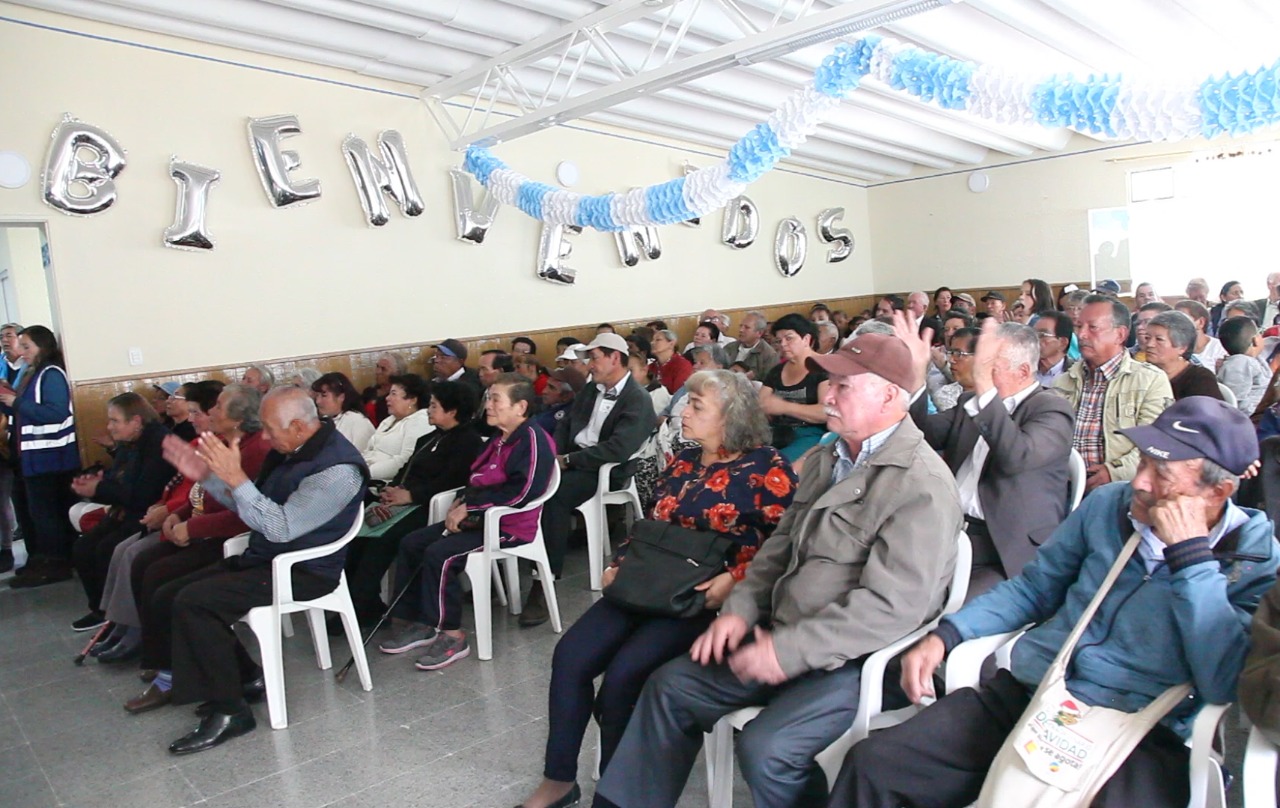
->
<box><xmin>577</xmin><ymin>459</ymin><xmax>644</xmax><ymax>591</ymax></box>
<box><xmin>1068</xmin><ymin>449</ymin><xmax>1087</xmax><ymax>512</ymax></box>
<box><xmin>704</xmin><ymin>530</ymin><xmax>973</xmax><ymax>807</ymax></box>
<box><xmin>1243</xmin><ymin>724</ymin><xmax>1278</xmax><ymax>808</ymax></box>
<box><xmin>1218</xmin><ymin>383</ymin><xmax>1239</xmax><ymax>410</ymax></box>
<box><xmin>429</xmin><ymin>463</ymin><xmax>564</xmax><ymax>660</ymax></box>
<box><xmin>222</xmin><ymin>508</ymin><xmax>370</xmax><ymax>730</ymax></box>
<box><xmin>946</xmin><ymin>631</ymin><xmax>1231</xmax><ymax>808</ymax></box>
<box><xmin>426</xmin><ymin>487</ymin><xmax>509</xmax><ymax>609</ymax></box>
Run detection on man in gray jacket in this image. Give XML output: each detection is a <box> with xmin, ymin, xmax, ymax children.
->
<box><xmin>723</xmin><ymin>310</ymin><xmax>779</xmax><ymax>380</ymax></box>
<box><xmin>594</xmin><ymin>333</ymin><xmax>962</xmax><ymax>808</ymax></box>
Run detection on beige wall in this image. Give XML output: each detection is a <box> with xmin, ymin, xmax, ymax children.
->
<box><xmin>0</xmin><ymin>6</ymin><xmax>872</xmax><ymax>382</ymax></box>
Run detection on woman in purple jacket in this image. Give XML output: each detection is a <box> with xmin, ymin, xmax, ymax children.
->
<box><xmin>379</xmin><ymin>372</ymin><xmax>555</xmax><ymax>670</ymax></box>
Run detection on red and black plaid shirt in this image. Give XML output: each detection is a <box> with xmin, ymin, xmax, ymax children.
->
<box><xmin>1071</xmin><ymin>351</ymin><xmax>1125</xmax><ymax>468</ymax></box>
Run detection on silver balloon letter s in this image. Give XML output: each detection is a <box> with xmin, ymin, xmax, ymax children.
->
<box><xmin>449</xmin><ymin>168</ymin><xmax>501</xmax><ymax>244</ymax></box>
<box><xmin>774</xmin><ymin>217</ymin><xmax>807</xmax><ymax>277</ymax></box>
<box><xmin>721</xmin><ymin>195</ymin><xmax>758</xmax><ymax>249</ymax></box>
<box><xmin>537</xmin><ymin>224</ymin><xmax>582</xmax><ymax>286</ymax></box>
<box><xmin>342</xmin><ymin>130</ymin><xmax>424</xmax><ymax>227</ymax></box>
<box><xmin>163</xmin><ymin>158</ymin><xmax>221</xmax><ymax>251</ymax></box>
<box><xmin>817</xmin><ymin>207</ymin><xmax>854</xmax><ymax>263</ymax></box>
<box><xmin>247</xmin><ymin>115</ymin><xmax>321</xmax><ymax>208</ymax></box>
<box><xmin>42</xmin><ymin>115</ymin><xmax>126</xmax><ymax>216</ymax></box>
<box><xmin>613</xmin><ymin>226</ymin><xmax>662</xmax><ymax>267</ymax></box>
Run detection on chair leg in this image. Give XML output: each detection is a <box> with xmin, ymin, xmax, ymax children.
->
<box><xmin>306</xmin><ymin>608</ymin><xmax>332</xmax><ymax>670</ymax></box>
<box><xmin>706</xmin><ymin>721</ymin><xmax>734</xmax><ymax>808</ymax></box>
<box><xmin>466</xmin><ymin>556</ymin><xmax>494</xmax><ymax>661</ymax></box>
<box><xmin>338</xmin><ymin>606</ymin><xmax>373</xmax><ymax>692</ymax></box>
<box><xmin>592</xmin><ymin>721</ymin><xmax>602</xmax><ymax>781</ymax></box>
<box><xmin>582</xmin><ymin>500</ymin><xmax>604</xmax><ymax>591</ymax></box>
<box><xmin>535</xmin><ymin>558</ymin><xmax>563</xmax><ymax>634</ymax></box>
<box><xmin>502</xmin><ymin>557</ymin><xmax>521</xmax><ymax>615</ymax></box>
<box><xmin>492</xmin><ymin>560</ymin><xmax>508</xmax><ymax>607</ymax></box>
<box><xmin>251</xmin><ymin>610</ymin><xmax>289</xmax><ymax>730</ymax></box>
<box><xmin>281</xmin><ymin>612</ymin><xmax>295</xmax><ymax>638</ymax></box>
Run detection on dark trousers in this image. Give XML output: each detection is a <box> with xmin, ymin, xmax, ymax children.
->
<box><xmin>136</xmin><ymin>538</ymin><xmax>228</xmax><ymax>670</ymax></box>
<box><xmin>72</xmin><ymin>516</ymin><xmax>141</xmax><ymax>612</ymax></box>
<box><xmin>391</xmin><ymin>523</ymin><xmax>521</xmax><ymax>631</ymax></box>
<box><xmin>344</xmin><ymin>506</ymin><xmax>431</xmax><ymax>622</ymax></box>
<box><xmin>826</xmin><ymin>668</ymin><xmax>1191</xmax><ymax>808</ymax></box>
<box><xmin>13</xmin><ymin>470</ymin><xmax>77</xmax><ymax>563</ymax></box>
<box><xmin>544</xmin><ymin>598</ymin><xmax>714</xmax><ymax>782</ymax></box>
<box><xmin>595</xmin><ymin>651</ymin><xmax>863</xmax><ymax>808</ymax></box>
<box><xmin>169</xmin><ymin>559</ymin><xmax>336</xmax><ymax>707</ymax></box>
<box><xmin>1258</xmin><ymin>436</ymin><xmax>1280</xmax><ymax>528</ymax></box>
<box><xmin>540</xmin><ymin>467</ymin><xmax>603</xmax><ymax>577</ymax></box>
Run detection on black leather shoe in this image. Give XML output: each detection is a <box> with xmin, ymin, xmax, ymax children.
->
<box><xmin>195</xmin><ymin>677</ymin><xmax>267</xmax><ymax>717</ymax></box>
<box><xmin>0</xmin><ymin>548</ymin><xmax>13</xmax><ymax>573</ymax></box>
<box><xmin>518</xmin><ymin>582</ymin><xmax>550</xmax><ymax>628</ymax></box>
<box><xmin>168</xmin><ymin>706</ymin><xmax>256</xmax><ymax>755</ymax></box>
<box><xmin>10</xmin><ymin>564</ymin><xmax>73</xmax><ymax>589</ymax></box>
<box><xmin>98</xmin><ymin>641</ymin><xmax>141</xmax><ymax>664</ymax></box>
<box><xmin>512</xmin><ymin>782</ymin><xmax>581</xmax><ymax>808</ymax></box>
<box><xmin>89</xmin><ymin>637</ymin><xmax>120</xmax><ymax>658</ymax></box>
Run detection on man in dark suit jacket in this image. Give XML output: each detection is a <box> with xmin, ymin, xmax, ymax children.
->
<box><xmin>526</xmin><ymin>333</ymin><xmax>656</xmax><ymax>626</ymax></box>
<box><xmin>1253</xmin><ymin>272</ymin><xmax>1280</xmax><ymax>328</ymax></box>
<box><xmin>906</xmin><ymin>318</ymin><xmax>1076</xmax><ymax>597</ymax></box>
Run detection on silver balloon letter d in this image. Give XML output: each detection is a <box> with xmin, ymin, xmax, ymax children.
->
<box><xmin>721</xmin><ymin>195</ymin><xmax>758</xmax><ymax>249</ymax></box>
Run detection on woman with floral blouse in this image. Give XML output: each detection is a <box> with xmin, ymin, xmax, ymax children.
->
<box><xmin>517</xmin><ymin>370</ymin><xmax>796</xmax><ymax>808</ymax></box>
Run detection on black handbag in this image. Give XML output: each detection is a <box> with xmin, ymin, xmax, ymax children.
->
<box><xmin>602</xmin><ymin>518</ymin><xmax>734</xmax><ymax>618</ymax></box>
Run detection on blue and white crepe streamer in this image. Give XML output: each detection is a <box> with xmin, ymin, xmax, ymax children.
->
<box><xmin>464</xmin><ymin>35</ymin><xmax>1280</xmax><ymax>232</ymax></box>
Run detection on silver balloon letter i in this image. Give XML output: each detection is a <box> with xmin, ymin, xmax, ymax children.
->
<box><xmin>163</xmin><ymin>158</ymin><xmax>221</xmax><ymax>251</ymax></box>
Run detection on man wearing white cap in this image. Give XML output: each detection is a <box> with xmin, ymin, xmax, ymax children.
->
<box><xmin>527</xmin><ymin>333</ymin><xmax>655</xmax><ymax>627</ymax></box>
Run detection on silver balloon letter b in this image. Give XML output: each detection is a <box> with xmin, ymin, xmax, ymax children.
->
<box><xmin>247</xmin><ymin>115</ymin><xmax>321</xmax><ymax>208</ymax></box>
<box><xmin>449</xmin><ymin>168</ymin><xmax>501</xmax><ymax>244</ymax></box>
<box><xmin>721</xmin><ymin>195</ymin><xmax>758</xmax><ymax>249</ymax></box>
<box><xmin>342</xmin><ymin>130</ymin><xmax>424</xmax><ymax>227</ymax></box>
<box><xmin>537</xmin><ymin>224</ymin><xmax>582</xmax><ymax>286</ymax></box>
<box><xmin>613</xmin><ymin>226</ymin><xmax>662</xmax><ymax>268</ymax></box>
<box><xmin>817</xmin><ymin>207</ymin><xmax>854</xmax><ymax>262</ymax></box>
<box><xmin>774</xmin><ymin>217</ymin><xmax>807</xmax><ymax>277</ymax></box>
<box><xmin>163</xmin><ymin>158</ymin><xmax>221</xmax><ymax>251</ymax></box>
<box><xmin>42</xmin><ymin>115</ymin><xmax>126</xmax><ymax>216</ymax></box>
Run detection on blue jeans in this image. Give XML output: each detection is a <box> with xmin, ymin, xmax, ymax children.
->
<box><xmin>543</xmin><ymin>598</ymin><xmax>714</xmax><ymax>781</ymax></box>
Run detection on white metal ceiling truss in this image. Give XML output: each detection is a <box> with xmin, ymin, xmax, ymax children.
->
<box><xmin>423</xmin><ymin>0</ymin><xmax>954</xmax><ymax>150</ymax></box>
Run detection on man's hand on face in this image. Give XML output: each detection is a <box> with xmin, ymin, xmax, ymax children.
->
<box><xmin>1148</xmin><ymin>494</ymin><xmax>1212</xmax><ymax>546</ymax></box>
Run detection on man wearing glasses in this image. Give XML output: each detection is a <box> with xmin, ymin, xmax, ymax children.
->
<box><xmin>1032</xmin><ymin>311</ymin><xmax>1075</xmax><ymax>387</ymax></box>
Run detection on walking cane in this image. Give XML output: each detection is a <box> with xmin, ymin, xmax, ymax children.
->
<box><xmin>335</xmin><ymin>559</ymin><xmax>425</xmax><ymax>684</ymax></box>
<box><xmin>73</xmin><ymin>621</ymin><xmax>114</xmax><ymax>666</ymax></box>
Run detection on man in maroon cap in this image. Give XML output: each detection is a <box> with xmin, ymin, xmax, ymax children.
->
<box><xmin>594</xmin><ymin>333</ymin><xmax>962</xmax><ymax>808</ymax></box>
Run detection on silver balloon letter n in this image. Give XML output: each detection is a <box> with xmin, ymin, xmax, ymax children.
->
<box><xmin>42</xmin><ymin>115</ymin><xmax>126</xmax><ymax>216</ymax></box>
<box><xmin>449</xmin><ymin>168</ymin><xmax>500</xmax><ymax>244</ymax></box>
<box><xmin>342</xmin><ymin>130</ymin><xmax>424</xmax><ymax>227</ymax></box>
<box><xmin>247</xmin><ymin>114</ymin><xmax>321</xmax><ymax>208</ymax></box>
<box><xmin>163</xmin><ymin>158</ymin><xmax>221</xmax><ymax>251</ymax></box>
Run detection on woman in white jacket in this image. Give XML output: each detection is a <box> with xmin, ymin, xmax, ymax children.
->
<box><xmin>363</xmin><ymin>373</ymin><xmax>434</xmax><ymax>482</ymax></box>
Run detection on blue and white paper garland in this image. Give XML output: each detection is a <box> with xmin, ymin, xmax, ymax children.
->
<box><xmin>464</xmin><ymin>35</ymin><xmax>1280</xmax><ymax>232</ymax></box>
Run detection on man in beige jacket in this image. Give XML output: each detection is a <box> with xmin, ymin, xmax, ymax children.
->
<box><xmin>594</xmin><ymin>333</ymin><xmax>962</xmax><ymax>808</ymax></box>
<box><xmin>1054</xmin><ymin>295</ymin><xmax>1173</xmax><ymax>492</ymax></box>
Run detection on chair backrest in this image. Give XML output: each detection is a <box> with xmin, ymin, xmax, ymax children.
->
<box><xmin>483</xmin><ymin>460</ymin><xmax>562</xmax><ymax>524</ymax></box>
<box><xmin>942</xmin><ymin>530</ymin><xmax>973</xmax><ymax>616</ymax></box>
<box><xmin>1068</xmin><ymin>449</ymin><xmax>1087</xmax><ymax>512</ymax></box>
<box><xmin>1218</xmin><ymin>383</ymin><xmax>1238</xmax><ymax>409</ymax></box>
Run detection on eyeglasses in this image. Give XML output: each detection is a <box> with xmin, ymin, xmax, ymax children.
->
<box><xmin>1035</xmin><ymin>332</ymin><xmax>1059</xmax><ymax>340</ymax></box>
<box><xmin>946</xmin><ymin>349</ymin><xmax>974</xmax><ymax>358</ymax></box>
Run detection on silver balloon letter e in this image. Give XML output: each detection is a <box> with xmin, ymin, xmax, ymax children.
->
<box><xmin>247</xmin><ymin>114</ymin><xmax>321</xmax><ymax>208</ymax></box>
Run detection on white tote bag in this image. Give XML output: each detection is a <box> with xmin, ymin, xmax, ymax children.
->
<box><xmin>976</xmin><ymin>532</ymin><xmax>1192</xmax><ymax>808</ymax></box>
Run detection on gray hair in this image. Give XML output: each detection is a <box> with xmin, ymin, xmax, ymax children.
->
<box><xmin>995</xmin><ymin>323</ymin><xmax>1040</xmax><ymax>372</ymax></box>
<box><xmin>655</xmin><ymin>329</ymin><xmax>678</xmax><ymax>344</ymax></box>
<box><xmin>378</xmin><ymin>352</ymin><xmax>408</xmax><ymax>374</ymax></box>
<box><xmin>0</xmin><ymin>322</ymin><xmax>22</xmax><ymax>333</ymax></box>
<box><xmin>817</xmin><ymin>321</ymin><xmax>840</xmax><ymax>340</ymax></box>
<box><xmin>262</xmin><ymin>385</ymin><xmax>319</xmax><ymax>427</ymax></box>
<box><xmin>1149</xmin><ymin>311</ymin><xmax>1198</xmax><ymax>354</ymax></box>
<box><xmin>862</xmin><ymin>372</ymin><xmax>911</xmax><ymax>413</ymax></box>
<box><xmin>1225</xmin><ymin>300</ymin><xmax>1258</xmax><ymax>320</ymax></box>
<box><xmin>1174</xmin><ymin>299</ymin><xmax>1210</xmax><ymax>324</ymax></box>
<box><xmin>221</xmin><ymin>383</ymin><xmax>263</xmax><ymax>433</ymax></box>
<box><xmin>246</xmin><ymin>363</ymin><xmax>275</xmax><ymax>388</ymax></box>
<box><xmin>1064</xmin><ymin>289</ymin><xmax>1090</xmax><ymax>307</ymax></box>
<box><xmin>852</xmin><ymin>319</ymin><xmax>895</xmax><ymax>337</ymax></box>
<box><xmin>743</xmin><ymin>311</ymin><xmax>768</xmax><ymax>332</ymax></box>
<box><xmin>685</xmin><ymin>369</ymin><xmax>772</xmax><ymax>453</ymax></box>
<box><xmin>690</xmin><ymin>343</ymin><xmax>729</xmax><ymax>368</ymax></box>
<box><xmin>293</xmin><ymin>368</ymin><xmax>322</xmax><ymax>387</ymax></box>
<box><xmin>1199</xmin><ymin>456</ymin><xmax>1239</xmax><ymax>491</ymax></box>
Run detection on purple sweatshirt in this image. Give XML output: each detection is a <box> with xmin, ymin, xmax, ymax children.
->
<box><xmin>462</xmin><ymin>419</ymin><xmax>556</xmax><ymax>541</ymax></box>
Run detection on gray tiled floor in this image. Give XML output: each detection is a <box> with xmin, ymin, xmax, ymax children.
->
<box><xmin>0</xmin><ymin>543</ymin><xmax>748</xmax><ymax>808</ymax></box>
<box><xmin>0</xmin><ymin>541</ymin><xmax>1257</xmax><ymax>808</ymax></box>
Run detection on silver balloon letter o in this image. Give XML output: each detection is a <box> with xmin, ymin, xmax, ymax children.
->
<box><xmin>774</xmin><ymin>217</ymin><xmax>807</xmax><ymax>277</ymax></box>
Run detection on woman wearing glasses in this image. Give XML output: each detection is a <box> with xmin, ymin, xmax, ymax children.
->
<box><xmin>934</xmin><ymin>327</ymin><xmax>979</xmax><ymax>412</ymax></box>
